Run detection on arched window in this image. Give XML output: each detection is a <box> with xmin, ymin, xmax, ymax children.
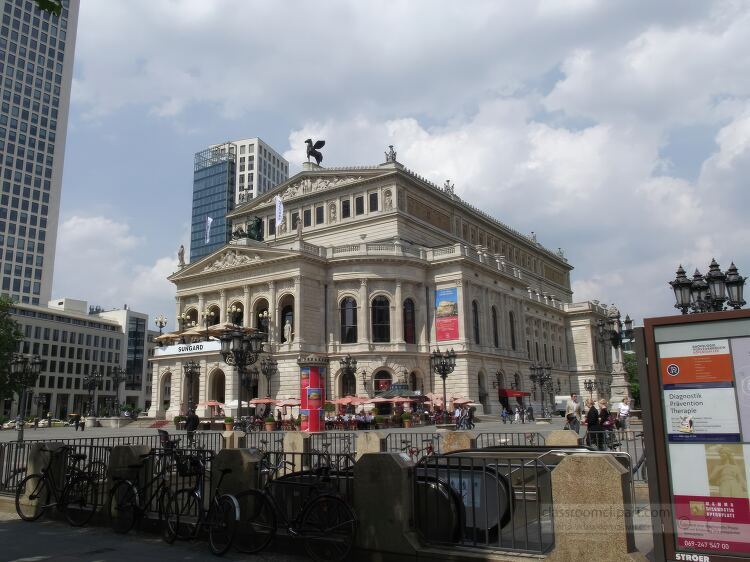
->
<box><xmin>535</xmin><ymin>341</ymin><xmax>540</xmax><ymax>360</ymax></box>
<box><xmin>374</xmin><ymin>370</ymin><xmax>392</xmax><ymax>393</ymax></box>
<box><xmin>403</xmin><ymin>298</ymin><xmax>416</xmax><ymax>344</ymax></box>
<box><xmin>509</xmin><ymin>311</ymin><xmax>517</xmax><ymax>350</ymax></box>
<box><xmin>340</xmin><ymin>297</ymin><xmax>357</xmax><ymax>343</ymax></box>
<box><xmin>341</xmin><ymin>371</ymin><xmax>356</xmax><ymax>396</ymax></box>
<box><xmin>472</xmin><ymin>300</ymin><xmax>480</xmax><ymax>344</ymax></box>
<box><xmin>371</xmin><ymin>296</ymin><xmax>390</xmax><ymax>342</ymax></box>
<box><xmin>491</xmin><ymin>306</ymin><xmax>499</xmax><ymax>348</ymax></box>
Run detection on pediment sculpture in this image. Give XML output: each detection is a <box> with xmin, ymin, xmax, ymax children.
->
<box><xmin>257</xmin><ymin>176</ymin><xmax>367</xmax><ymax>206</ymax></box>
<box><xmin>203</xmin><ymin>250</ymin><xmax>262</xmax><ymax>272</ymax></box>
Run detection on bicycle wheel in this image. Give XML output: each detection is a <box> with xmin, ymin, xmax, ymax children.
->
<box><xmin>63</xmin><ymin>476</ymin><xmax>99</xmax><ymax>527</ymax></box>
<box><xmin>15</xmin><ymin>474</ymin><xmax>50</xmax><ymax>521</ymax></box>
<box><xmin>299</xmin><ymin>494</ymin><xmax>357</xmax><ymax>562</ymax></box>
<box><xmin>159</xmin><ymin>487</ymin><xmax>178</xmax><ymax>544</ymax></box>
<box><xmin>168</xmin><ymin>488</ymin><xmax>201</xmax><ymax>540</ymax></box>
<box><xmin>108</xmin><ymin>480</ymin><xmax>139</xmax><ymax>534</ymax></box>
<box><xmin>207</xmin><ymin>494</ymin><xmax>239</xmax><ymax>556</ymax></box>
<box><xmin>88</xmin><ymin>461</ymin><xmax>108</xmax><ymax>483</ymax></box>
<box><xmin>337</xmin><ymin>454</ymin><xmax>355</xmax><ymax>472</ymax></box>
<box><xmin>234</xmin><ymin>489</ymin><xmax>277</xmax><ymax>553</ymax></box>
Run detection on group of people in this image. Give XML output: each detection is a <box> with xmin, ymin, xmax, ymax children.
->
<box><xmin>324</xmin><ymin>411</ymin><xmax>375</xmax><ymax>430</ymax></box>
<box><xmin>564</xmin><ymin>393</ymin><xmax>631</xmax><ymax>450</ymax></box>
<box><xmin>454</xmin><ymin>405</ymin><xmax>475</xmax><ymax>429</ymax></box>
<box><xmin>500</xmin><ymin>404</ymin><xmax>534</xmax><ymax>424</ymax></box>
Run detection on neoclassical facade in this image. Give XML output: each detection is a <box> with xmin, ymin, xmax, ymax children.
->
<box><xmin>148</xmin><ymin>154</ymin><xmax>612</xmax><ymax>419</ymax></box>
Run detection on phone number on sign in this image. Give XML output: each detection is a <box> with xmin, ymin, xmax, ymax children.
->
<box><xmin>681</xmin><ymin>539</ymin><xmax>731</xmax><ymax>551</ymax></box>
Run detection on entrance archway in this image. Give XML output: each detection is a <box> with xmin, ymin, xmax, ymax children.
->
<box><xmin>209</xmin><ymin>370</ymin><xmax>226</xmax><ymax>403</ymax></box>
<box><xmin>340</xmin><ymin>371</ymin><xmax>356</xmax><ymax>397</ymax></box>
<box><xmin>374</xmin><ymin>370</ymin><xmax>392</xmax><ymax>394</ymax></box>
<box><xmin>161</xmin><ymin>372</ymin><xmax>171</xmax><ymax>410</ymax></box>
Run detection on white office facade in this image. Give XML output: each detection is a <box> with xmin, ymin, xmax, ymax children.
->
<box><xmin>0</xmin><ymin>0</ymin><xmax>79</xmax><ymax>305</ymax></box>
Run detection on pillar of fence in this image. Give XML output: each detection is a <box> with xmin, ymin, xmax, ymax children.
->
<box><xmin>545</xmin><ymin>429</ymin><xmax>581</xmax><ymax>447</ymax></box>
<box><xmin>108</xmin><ymin>444</ymin><xmax>153</xmax><ymax>491</ymax></box>
<box><xmin>355</xmin><ymin>431</ymin><xmax>386</xmax><ymax>461</ymax></box>
<box><xmin>353</xmin><ymin>452</ymin><xmax>420</xmax><ymax>556</ymax></box>
<box><xmin>221</xmin><ymin>430</ymin><xmax>236</xmax><ymax>449</ymax></box>
<box><xmin>547</xmin><ymin>453</ymin><xmax>644</xmax><ymax>561</ymax></box>
<box><xmin>212</xmin><ymin>448</ymin><xmax>263</xmax><ymax>496</ymax></box>
<box><xmin>283</xmin><ymin>431</ymin><xmax>310</xmax><ymax>472</ymax></box>
<box><xmin>440</xmin><ymin>430</ymin><xmax>477</xmax><ymax>453</ymax></box>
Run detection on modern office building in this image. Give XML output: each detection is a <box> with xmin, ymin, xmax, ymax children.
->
<box><xmin>0</xmin><ymin>0</ymin><xmax>80</xmax><ymax>305</ymax></box>
<box><xmin>189</xmin><ymin>138</ymin><xmax>288</xmax><ymax>263</ymax></box>
<box><xmin>3</xmin><ymin>298</ymin><xmax>150</xmax><ymax>420</ymax></box>
<box><xmin>151</xmin><ymin>150</ymin><xmax>618</xmax><ymax>420</ymax></box>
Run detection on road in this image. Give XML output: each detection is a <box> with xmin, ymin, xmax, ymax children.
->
<box><xmin>0</xmin><ymin>511</ymin><xmax>308</xmax><ymax>562</ymax></box>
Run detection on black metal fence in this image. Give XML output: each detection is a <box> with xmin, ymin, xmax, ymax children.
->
<box><xmin>414</xmin><ymin>453</ymin><xmax>555</xmax><ymax>554</ymax></box>
<box><xmin>475</xmin><ymin>432</ymin><xmax>547</xmax><ymax>448</ymax></box>
<box><xmin>385</xmin><ymin>432</ymin><xmax>442</xmax><ymax>459</ymax></box>
<box><xmin>237</xmin><ymin>431</ymin><xmax>284</xmax><ymax>452</ymax></box>
<box><xmin>584</xmin><ymin>430</ymin><xmax>646</xmax><ymax>482</ymax></box>
<box><xmin>309</xmin><ymin>432</ymin><xmax>355</xmax><ymax>456</ymax></box>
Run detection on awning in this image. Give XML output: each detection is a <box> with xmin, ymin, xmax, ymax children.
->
<box><xmin>498</xmin><ymin>389</ymin><xmax>531</xmax><ymax>398</ymax></box>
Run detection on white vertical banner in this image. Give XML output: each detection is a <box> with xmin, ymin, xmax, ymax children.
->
<box><xmin>205</xmin><ymin>216</ymin><xmax>213</xmax><ymax>243</ymax></box>
<box><xmin>275</xmin><ymin>195</ymin><xmax>284</xmax><ymax>225</ymax></box>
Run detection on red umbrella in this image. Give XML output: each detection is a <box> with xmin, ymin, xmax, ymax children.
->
<box><xmin>367</xmin><ymin>397</ymin><xmax>391</xmax><ymax>404</ymax></box>
<box><xmin>452</xmin><ymin>397</ymin><xmax>472</xmax><ymax>405</ymax></box>
<box><xmin>391</xmin><ymin>397</ymin><xmax>413</xmax><ymax>404</ymax></box>
<box><xmin>249</xmin><ymin>397</ymin><xmax>277</xmax><ymax>405</ymax></box>
<box><xmin>277</xmin><ymin>398</ymin><xmax>301</xmax><ymax>407</ymax></box>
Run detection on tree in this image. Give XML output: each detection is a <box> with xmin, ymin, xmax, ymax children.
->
<box><xmin>34</xmin><ymin>0</ymin><xmax>62</xmax><ymax>17</ymax></box>
<box><xmin>624</xmin><ymin>353</ymin><xmax>640</xmax><ymax>407</ymax></box>
<box><xmin>0</xmin><ymin>295</ymin><xmax>23</xmax><ymax>402</ymax></box>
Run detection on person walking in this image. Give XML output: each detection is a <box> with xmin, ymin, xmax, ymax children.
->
<box><xmin>73</xmin><ymin>414</ymin><xmax>80</xmax><ymax>431</ymax></box>
<box><xmin>618</xmin><ymin>397</ymin><xmax>631</xmax><ymax>430</ymax></box>
<box><xmin>501</xmin><ymin>408</ymin><xmax>508</xmax><ymax>424</ymax></box>
<box><xmin>565</xmin><ymin>393</ymin><xmax>582</xmax><ymax>434</ymax></box>
<box><xmin>80</xmin><ymin>415</ymin><xmax>85</xmax><ymax>432</ymax></box>
<box><xmin>526</xmin><ymin>404</ymin><xmax>534</xmax><ymax>422</ymax></box>
<box><xmin>520</xmin><ymin>404</ymin><xmax>525</xmax><ymax>424</ymax></box>
<box><xmin>185</xmin><ymin>409</ymin><xmax>199</xmax><ymax>447</ymax></box>
<box><xmin>514</xmin><ymin>406</ymin><xmax>520</xmax><ymax>423</ymax></box>
<box><xmin>584</xmin><ymin>399</ymin><xmax>601</xmax><ymax>449</ymax></box>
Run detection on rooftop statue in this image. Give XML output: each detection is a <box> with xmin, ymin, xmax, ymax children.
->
<box><xmin>305</xmin><ymin>139</ymin><xmax>325</xmax><ymax>165</ymax></box>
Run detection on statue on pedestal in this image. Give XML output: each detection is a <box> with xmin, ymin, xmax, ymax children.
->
<box><xmin>177</xmin><ymin>245</ymin><xmax>185</xmax><ymax>268</ymax></box>
<box><xmin>284</xmin><ymin>320</ymin><xmax>294</xmax><ymax>344</ymax></box>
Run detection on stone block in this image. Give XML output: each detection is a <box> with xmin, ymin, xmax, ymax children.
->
<box><xmin>547</xmin><ymin>453</ymin><xmax>647</xmax><ymax>561</ymax></box>
<box><xmin>353</xmin><ymin>453</ymin><xmax>420</xmax><ymax>556</ymax></box>
<box><xmin>441</xmin><ymin>430</ymin><xmax>477</xmax><ymax>453</ymax></box>
<box><xmin>355</xmin><ymin>431</ymin><xmax>386</xmax><ymax>461</ymax></box>
<box><xmin>212</xmin><ymin>448</ymin><xmax>263</xmax><ymax>497</ymax></box>
<box><xmin>107</xmin><ymin>444</ymin><xmax>152</xmax><ymax>491</ymax></box>
<box><xmin>283</xmin><ymin>431</ymin><xmax>310</xmax><ymax>472</ymax></box>
<box><xmin>545</xmin><ymin>430</ymin><xmax>581</xmax><ymax>447</ymax></box>
<box><xmin>221</xmin><ymin>430</ymin><xmax>236</xmax><ymax>449</ymax></box>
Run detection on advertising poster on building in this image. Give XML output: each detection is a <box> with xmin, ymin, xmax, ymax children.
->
<box><xmin>435</xmin><ymin>287</ymin><xmax>459</xmax><ymax>341</ymax></box>
<box><xmin>732</xmin><ymin>337</ymin><xmax>750</xmax><ymax>440</ymax></box>
<box><xmin>664</xmin><ymin>387</ymin><xmax>741</xmax><ymax>442</ymax></box>
<box><xmin>669</xmin><ymin>443</ymin><xmax>750</xmax><ymax>554</ymax></box>
<box><xmin>659</xmin><ymin>339</ymin><xmax>734</xmax><ymax>388</ymax></box>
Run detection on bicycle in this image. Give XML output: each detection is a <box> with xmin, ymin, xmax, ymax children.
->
<box><xmin>107</xmin><ymin>448</ymin><xmax>177</xmax><ymax>541</ymax></box>
<box><xmin>256</xmin><ymin>439</ymin><xmax>294</xmax><ymax>485</ymax></box>
<box><xmin>311</xmin><ymin>439</ymin><xmax>355</xmax><ymax>472</ymax></box>
<box><xmin>164</xmin><ymin>450</ymin><xmax>240</xmax><ymax>555</ymax></box>
<box><xmin>233</xmin><ymin>462</ymin><xmax>357</xmax><ymax>561</ymax></box>
<box><xmin>401</xmin><ymin>438</ymin><xmax>436</xmax><ymax>462</ymax></box>
<box><xmin>15</xmin><ymin>445</ymin><xmax>100</xmax><ymax>527</ymax></box>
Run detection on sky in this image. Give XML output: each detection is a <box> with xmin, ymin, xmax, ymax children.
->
<box><xmin>52</xmin><ymin>0</ymin><xmax>750</xmax><ymax>330</ymax></box>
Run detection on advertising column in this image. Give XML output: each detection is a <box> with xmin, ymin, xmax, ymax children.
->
<box><xmin>297</xmin><ymin>355</ymin><xmax>327</xmax><ymax>433</ymax></box>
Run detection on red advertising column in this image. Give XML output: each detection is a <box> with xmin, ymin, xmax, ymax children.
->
<box><xmin>298</xmin><ymin>355</ymin><xmax>327</xmax><ymax>433</ymax></box>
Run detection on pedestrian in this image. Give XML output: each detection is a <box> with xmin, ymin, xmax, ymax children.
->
<box><xmin>80</xmin><ymin>414</ymin><xmax>85</xmax><ymax>432</ymax></box>
<box><xmin>467</xmin><ymin>406</ymin><xmax>475</xmax><ymax>429</ymax></box>
<box><xmin>520</xmin><ymin>405</ymin><xmax>525</xmax><ymax>424</ymax></box>
<box><xmin>514</xmin><ymin>406</ymin><xmax>520</xmax><ymax>423</ymax></box>
<box><xmin>565</xmin><ymin>392</ymin><xmax>582</xmax><ymax>434</ymax></box>
<box><xmin>585</xmin><ymin>399</ymin><xmax>602</xmax><ymax>449</ymax></box>
<box><xmin>501</xmin><ymin>408</ymin><xmax>507</xmax><ymax>424</ymax></box>
<box><xmin>618</xmin><ymin>397</ymin><xmax>631</xmax><ymax>431</ymax></box>
<box><xmin>185</xmin><ymin>409</ymin><xmax>199</xmax><ymax>447</ymax></box>
<box><xmin>33</xmin><ymin>417</ymin><xmax>38</xmax><ymax>430</ymax></box>
<box><xmin>74</xmin><ymin>415</ymin><xmax>80</xmax><ymax>431</ymax></box>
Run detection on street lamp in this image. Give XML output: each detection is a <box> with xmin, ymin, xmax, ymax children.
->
<box><xmin>201</xmin><ymin>308</ymin><xmax>216</xmax><ymax>340</ymax></box>
<box><xmin>83</xmin><ymin>369</ymin><xmax>103</xmax><ymax>416</ymax></box>
<box><xmin>260</xmin><ymin>356</ymin><xmax>278</xmax><ymax>397</ymax></box>
<box><xmin>430</xmin><ymin>348</ymin><xmax>456</xmax><ymax>422</ymax></box>
<box><xmin>177</xmin><ymin>312</ymin><xmax>195</xmax><ymax>331</ymax></box>
<box><xmin>583</xmin><ymin>379</ymin><xmax>595</xmax><ymax>400</ymax></box>
<box><xmin>110</xmin><ymin>367</ymin><xmax>129</xmax><ymax>416</ymax></box>
<box><xmin>671</xmin><ymin>261</ymin><xmax>746</xmax><ymax>314</ymax></box>
<box><xmin>257</xmin><ymin>310</ymin><xmax>271</xmax><ymax>341</ymax></box>
<box><xmin>154</xmin><ymin>314</ymin><xmax>168</xmax><ymax>335</ymax></box>
<box><xmin>220</xmin><ymin>330</ymin><xmax>265</xmax><ymax>417</ymax></box>
<box><xmin>529</xmin><ymin>362</ymin><xmax>552</xmax><ymax>416</ymax></box>
<box><xmin>183</xmin><ymin>360</ymin><xmax>201</xmax><ymax>413</ymax></box>
<box><xmin>227</xmin><ymin>304</ymin><xmax>243</xmax><ymax>325</ymax></box>
<box><xmin>34</xmin><ymin>394</ymin><xmax>47</xmax><ymax>418</ymax></box>
<box><xmin>240</xmin><ymin>367</ymin><xmax>258</xmax><ymax>420</ymax></box>
<box><xmin>10</xmin><ymin>354</ymin><xmax>41</xmax><ymax>442</ymax></box>
<box><xmin>340</xmin><ymin>354</ymin><xmax>358</xmax><ymax>395</ymax></box>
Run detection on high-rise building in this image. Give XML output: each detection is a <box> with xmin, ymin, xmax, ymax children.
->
<box><xmin>189</xmin><ymin>138</ymin><xmax>288</xmax><ymax>263</ymax></box>
<box><xmin>0</xmin><ymin>0</ymin><xmax>80</xmax><ymax>305</ymax></box>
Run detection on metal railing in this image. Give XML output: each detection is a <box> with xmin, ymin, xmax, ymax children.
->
<box><xmin>414</xmin><ymin>452</ymin><xmax>555</xmax><ymax>554</ymax></box>
<box><xmin>584</xmin><ymin>430</ymin><xmax>646</xmax><ymax>482</ymax></box>
<box><xmin>309</xmin><ymin>432</ymin><xmax>355</xmax><ymax>456</ymax></box>
<box><xmin>385</xmin><ymin>432</ymin><xmax>442</xmax><ymax>458</ymax></box>
<box><xmin>238</xmin><ymin>432</ymin><xmax>284</xmax><ymax>451</ymax></box>
<box><xmin>475</xmin><ymin>432</ymin><xmax>547</xmax><ymax>448</ymax></box>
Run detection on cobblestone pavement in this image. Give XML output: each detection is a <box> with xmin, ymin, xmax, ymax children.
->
<box><xmin>0</xmin><ymin>511</ymin><xmax>308</xmax><ymax>562</ymax></box>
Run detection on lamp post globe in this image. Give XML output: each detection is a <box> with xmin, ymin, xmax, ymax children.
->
<box><xmin>672</xmin><ymin>261</ymin><xmax>746</xmax><ymax>314</ymax></box>
<box><xmin>154</xmin><ymin>314</ymin><xmax>168</xmax><ymax>336</ymax></box>
<box><xmin>220</xmin><ymin>330</ymin><xmax>266</xmax><ymax>418</ymax></box>
<box><xmin>430</xmin><ymin>348</ymin><xmax>456</xmax><ymax>423</ymax></box>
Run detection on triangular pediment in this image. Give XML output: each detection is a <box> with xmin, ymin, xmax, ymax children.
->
<box><xmin>169</xmin><ymin>242</ymin><xmax>301</xmax><ymax>281</ymax></box>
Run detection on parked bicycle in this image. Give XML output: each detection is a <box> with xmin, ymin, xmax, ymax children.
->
<box><xmin>255</xmin><ymin>439</ymin><xmax>293</xmax><ymax>485</ymax></box>
<box><xmin>311</xmin><ymin>439</ymin><xmax>355</xmax><ymax>472</ymax></box>
<box><xmin>401</xmin><ymin>438</ymin><xmax>436</xmax><ymax>462</ymax></box>
<box><xmin>164</xmin><ymin>450</ymin><xmax>240</xmax><ymax>555</ymax></box>
<box><xmin>15</xmin><ymin>445</ymin><xmax>100</xmax><ymax>527</ymax></box>
<box><xmin>233</xmin><ymin>462</ymin><xmax>357</xmax><ymax>561</ymax></box>
<box><xmin>107</xmin><ymin>448</ymin><xmax>177</xmax><ymax>542</ymax></box>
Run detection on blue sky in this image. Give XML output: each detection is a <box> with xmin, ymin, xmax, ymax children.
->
<box><xmin>52</xmin><ymin>0</ymin><xmax>750</xmax><ymax>328</ymax></box>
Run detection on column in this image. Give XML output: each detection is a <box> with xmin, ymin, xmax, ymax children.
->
<box><xmin>394</xmin><ymin>280</ymin><xmax>404</xmax><ymax>343</ymax></box>
<box><xmin>219</xmin><ymin>290</ymin><xmax>227</xmax><ymax>323</ymax></box>
<box><xmin>175</xmin><ymin>296</ymin><xmax>181</xmax><ymax>327</ymax></box>
<box><xmin>326</xmin><ymin>283</ymin><xmax>335</xmax><ymax>346</ymax></box>
<box><xmin>268</xmin><ymin>281</ymin><xmax>277</xmax><ymax>344</ymax></box>
<box><xmin>294</xmin><ymin>276</ymin><xmax>304</xmax><ymax>345</ymax></box>
<box><xmin>457</xmin><ymin>280</ymin><xmax>468</xmax><ymax>342</ymax></box>
<box><xmin>420</xmin><ymin>282</ymin><xmax>431</xmax><ymax>348</ymax></box>
<box><xmin>197</xmin><ymin>294</ymin><xmax>205</xmax><ymax>318</ymax></box>
<box><xmin>243</xmin><ymin>286</ymin><xmax>251</xmax><ymax>327</ymax></box>
<box><xmin>358</xmin><ymin>279</ymin><xmax>369</xmax><ymax>343</ymax></box>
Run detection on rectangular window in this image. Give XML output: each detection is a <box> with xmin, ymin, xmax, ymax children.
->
<box><xmin>341</xmin><ymin>199</ymin><xmax>351</xmax><ymax>218</ymax></box>
<box><xmin>303</xmin><ymin>209</ymin><xmax>311</xmax><ymax>227</ymax></box>
<box><xmin>291</xmin><ymin>211</ymin><xmax>299</xmax><ymax>229</ymax></box>
<box><xmin>315</xmin><ymin>206</ymin><xmax>324</xmax><ymax>225</ymax></box>
<box><xmin>268</xmin><ymin>217</ymin><xmax>275</xmax><ymax>235</ymax></box>
<box><xmin>355</xmin><ymin>196</ymin><xmax>364</xmax><ymax>215</ymax></box>
<box><xmin>369</xmin><ymin>192</ymin><xmax>378</xmax><ymax>212</ymax></box>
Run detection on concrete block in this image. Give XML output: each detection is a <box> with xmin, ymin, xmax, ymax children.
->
<box><xmin>547</xmin><ymin>453</ymin><xmax>646</xmax><ymax>561</ymax></box>
<box><xmin>355</xmin><ymin>431</ymin><xmax>386</xmax><ymax>461</ymax></box>
<box><xmin>212</xmin><ymin>448</ymin><xmax>263</xmax><ymax>497</ymax></box>
<box><xmin>107</xmin><ymin>444</ymin><xmax>152</xmax><ymax>491</ymax></box>
<box><xmin>221</xmin><ymin>431</ymin><xmax>236</xmax><ymax>449</ymax></box>
<box><xmin>545</xmin><ymin>430</ymin><xmax>581</xmax><ymax>447</ymax></box>
<box><xmin>441</xmin><ymin>430</ymin><xmax>477</xmax><ymax>453</ymax></box>
<box><xmin>283</xmin><ymin>431</ymin><xmax>310</xmax><ymax>472</ymax></box>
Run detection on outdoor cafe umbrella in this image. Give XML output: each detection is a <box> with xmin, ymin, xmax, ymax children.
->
<box><xmin>277</xmin><ymin>398</ymin><xmax>301</xmax><ymax>407</ymax></box>
<box><xmin>366</xmin><ymin>397</ymin><xmax>391</xmax><ymax>404</ymax></box>
<box><xmin>249</xmin><ymin>397</ymin><xmax>277</xmax><ymax>405</ymax></box>
<box><xmin>205</xmin><ymin>322</ymin><xmax>258</xmax><ymax>337</ymax></box>
<box><xmin>452</xmin><ymin>397</ymin><xmax>472</xmax><ymax>405</ymax></box>
<box><xmin>154</xmin><ymin>330</ymin><xmax>182</xmax><ymax>343</ymax></box>
<box><xmin>224</xmin><ymin>399</ymin><xmax>250</xmax><ymax>408</ymax></box>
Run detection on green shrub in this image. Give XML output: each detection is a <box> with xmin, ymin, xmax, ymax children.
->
<box><xmin>401</xmin><ymin>412</ymin><xmax>412</xmax><ymax>421</ymax></box>
<box><xmin>224</xmin><ymin>416</ymin><xmax>234</xmax><ymax>424</ymax></box>
<box><xmin>324</xmin><ymin>402</ymin><xmax>336</xmax><ymax>412</ymax></box>
<box><xmin>264</xmin><ymin>416</ymin><xmax>276</xmax><ymax>423</ymax></box>
<box><xmin>173</xmin><ymin>415</ymin><xmax>185</xmax><ymax>426</ymax></box>
<box><xmin>374</xmin><ymin>415</ymin><xmax>385</xmax><ymax>425</ymax></box>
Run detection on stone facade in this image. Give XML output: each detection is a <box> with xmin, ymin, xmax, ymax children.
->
<box><xmin>148</xmin><ymin>159</ymin><xmax>612</xmax><ymax>419</ymax></box>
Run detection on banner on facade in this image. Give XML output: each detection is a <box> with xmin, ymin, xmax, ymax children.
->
<box><xmin>435</xmin><ymin>287</ymin><xmax>459</xmax><ymax>341</ymax></box>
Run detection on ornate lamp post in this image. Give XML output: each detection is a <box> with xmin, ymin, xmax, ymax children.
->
<box><xmin>110</xmin><ymin>367</ymin><xmax>129</xmax><ymax>416</ymax></box>
<box><xmin>201</xmin><ymin>309</ymin><xmax>216</xmax><ymax>341</ymax></box>
<box><xmin>430</xmin><ymin>348</ymin><xmax>456</xmax><ymax>422</ymax></box>
<box><xmin>583</xmin><ymin>379</ymin><xmax>595</xmax><ymax>400</ymax></box>
<box><xmin>182</xmin><ymin>360</ymin><xmax>201</xmax><ymax>413</ymax></box>
<box><xmin>597</xmin><ymin>305</ymin><xmax>633</xmax><ymax>403</ymax></box>
<box><xmin>154</xmin><ymin>314</ymin><xmax>168</xmax><ymax>335</ymax></box>
<box><xmin>227</xmin><ymin>304</ymin><xmax>243</xmax><ymax>325</ymax></box>
<box><xmin>177</xmin><ymin>312</ymin><xmax>194</xmax><ymax>330</ymax></box>
<box><xmin>220</xmin><ymin>331</ymin><xmax>264</xmax><ymax>417</ymax></box>
<box><xmin>340</xmin><ymin>354</ymin><xmax>358</xmax><ymax>395</ymax></box>
<box><xmin>671</xmin><ymin>261</ymin><xmax>746</xmax><ymax>314</ymax></box>
<box><xmin>240</xmin><ymin>367</ymin><xmax>259</xmax><ymax>420</ymax></box>
<box><xmin>258</xmin><ymin>310</ymin><xmax>271</xmax><ymax>341</ymax></box>
<box><xmin>260</xmin><ymin>356</ymin><xmax>278</xmax><ymax>397</ymax></box>
<box><xmin>83</xmin><ymin>369</ymin><xmax>103</xmax><ymax>416</ymax></box>
<box><xmin>529</xmin><ymin>362</ymin><xmax>552</xmax><ymax>416</ymax></box>
<box><xmin>10</xmin><ymin>354</ymin><xmax>41</xmax><ymax>442</ymax></box>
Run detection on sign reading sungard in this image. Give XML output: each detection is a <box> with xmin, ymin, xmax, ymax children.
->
<box><xmin>153</xmin><ymin>340</ymin><xmax>221</xmax><ymax>357</ymax></box>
